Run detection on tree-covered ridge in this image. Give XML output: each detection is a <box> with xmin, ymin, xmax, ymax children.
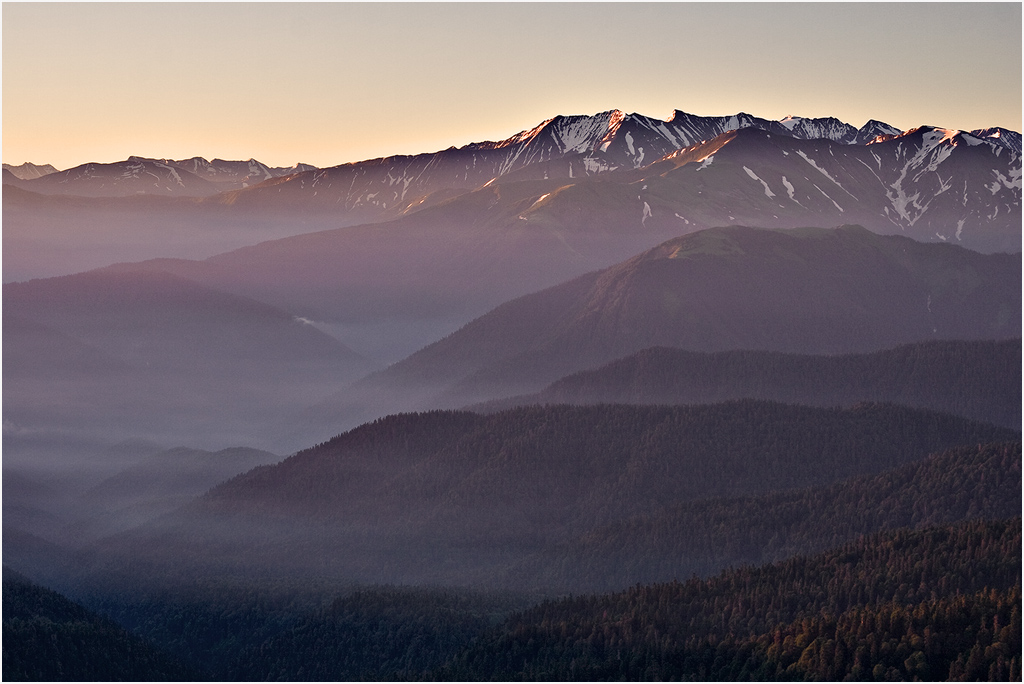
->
<box><xmin>2</xmin><ymin>567</ymin><xmax>192</xmax><ymax>682</ymax></box>
<box><xmin>70</xmin><ymin>441</ymin><xmax>1020</xmax><ymax>680</ymax></box>
<box><xmin>436</xmin><ymin>519</ymin><xmax>1022</xmax><ymax>681</ymax></box>
<box><xmin>504</xmin><ymin>440</ymin><xmax>1021</xmax><ymax>592</ymax></box>
<box><xmin>83</xmin><ymin>401</ymin><xmax>1017</xmax><ymax>592</ymax></box>
<box><xmin>215</xmin><ymin>401</ymin><xmax>1017</xmax><ymax>527</ymax></box>
<box><xmin>479</xmin><ymin>339</ymin><xmax>1022</xmax><ymax>429</ymax></box>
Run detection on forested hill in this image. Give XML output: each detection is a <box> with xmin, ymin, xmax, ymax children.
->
<box><xmin>80</xmin><ymin>401</ymin><xmax>1019</xmax><ymax>592</ymax></box>
<box><xmin>502</xmin><ymin>441</ymin><xmax>1021</xmax><ymax>591</ymax></box>
<box><xmin>477</xmin><ymin>339</ymin><xmax>1022</xmax><ymax>429</ymax></box>
<box><xmin>436</xmin><ymin>518</ymin><xmax>1022</xmax><ymax>681</ymax></box>
<box><xmin>2</xmin><ymin>566</ymin><xmax>193</xmax><ymax>681</ymax></box>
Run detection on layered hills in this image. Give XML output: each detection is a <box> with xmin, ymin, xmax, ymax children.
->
<box><xmin>343</xmin><ymin>225</ymin><xmax>1020</xmax><ymax>423</ymax></box>
<box><xmin>12</xmin><ymin>222</ymin><xmax>1014</xmax><ymax>453</ymax></box>
<box><xmin>73</xmin><ymin>401</ymin><xmax>1018</xmax><ymax>594</ymax></box>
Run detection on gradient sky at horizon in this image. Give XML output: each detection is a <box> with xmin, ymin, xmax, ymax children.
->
<box><xmin>3</xmin><ymin>2</ymin><xmax>1021</xmax><ymax>170</ymax></box>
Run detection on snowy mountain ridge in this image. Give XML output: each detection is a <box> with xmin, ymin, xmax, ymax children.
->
<box><xmin>4</xmin><ymin>109</ymin><xmax>1018</xmax><ymax>254</ymax></box>
<box><xmin>3</xmin><ymin>156</ymin><xmax>320</xmax><ymax>197</ymax></box>
<box><xmin>625</xmin><ymin>124</ymin><xmax>1020</xmax><ymax>253</ymax></box>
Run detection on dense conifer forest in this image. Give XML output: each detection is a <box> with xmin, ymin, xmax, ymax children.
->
<box><xmin>436</xmin><ymin>519</ymin><xmax>1022</xmax><ymax>681</ymax></box>
<box><xmin>503</xmin><ymin>441</ymin><xmax>1022</xmax><ymax>591</ymax></box>
<box><xmin>10</xmin><ymin>437</ymin><xmax>1016</xmax><ymax>681</ymax></box>
<box><xmin>14</xmin><ymin>516</ymin><xmax>1016</xmax><ymax>681</ymax></box>
<box><xmin>2</xmin><ymin>568</ymin><xmax>193</xmax><ymax>681</ymax></box>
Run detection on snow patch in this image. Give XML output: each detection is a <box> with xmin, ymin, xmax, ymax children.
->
<box><xmin>583</xmin><ymin>156</ymin><xmax>614</xmax><ymax>174</ymax></box>
<box><xmin>991</xmin><ymin>169</ymin><xmax>1021</xmax><ymax>191</ymax></box>
<box><xmin>743</xmin><ymin>166</ymin><xmax>776</xmax><ymax>198</ymax></box>
<box><xmin>781</xmin><ymin>176</ymin><xmax>802</xmax><ymax>206</ymax></box>
<box><xmin>812</xmin><ymin>183</ymin><xmax>844</xmax><ymax>212</ymax></box>
<box><xmin>795</xmin><ymin>150</ymin><xmax>849</xmax><ymax>194</ymax></box>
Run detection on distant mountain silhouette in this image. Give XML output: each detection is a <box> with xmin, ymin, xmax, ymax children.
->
<box><xmin>2</xmin><ymin>161</ymin><xmax>59</xmax><ymax>179</ymax></box>
<box><xmin>4</xmin><ymin>269</ymin><xmax>376</xmax><ymax>451</ymax></box>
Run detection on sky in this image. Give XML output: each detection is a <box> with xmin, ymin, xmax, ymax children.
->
<box><xmin>3</xmin><ymin>2</ymin><xmax>1021</xmax><ymax>170</ymax></box>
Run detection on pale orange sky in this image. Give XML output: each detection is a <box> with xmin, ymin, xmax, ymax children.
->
<box><xmin>3</xmin><ymin>2</ymin><xmax>1021</xmax><ymax>170</ymax></box>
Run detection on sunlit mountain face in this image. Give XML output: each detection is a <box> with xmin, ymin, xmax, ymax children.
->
<box><xmin>3</xmin><ymin>108</ymin><xmax>1021</xmax><ymax>682</ymax></box>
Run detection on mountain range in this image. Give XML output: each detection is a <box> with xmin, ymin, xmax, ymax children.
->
<box><xmin>4</xmin><ymin>109</ymin><xmax>1019</xmax><ymax>283</ymax></box>
<box><xmin>2</xmin><ymin>156</ymin><xmax>316</xmax><ymax>196</ymax></box>
<box><xmin>3</xmin><ymin>106</ymin><xmax>1020</xmax><ymax>681</ymax></box>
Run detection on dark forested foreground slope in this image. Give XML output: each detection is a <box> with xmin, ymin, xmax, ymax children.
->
<box><xmin>72</xmin><ymin>402</ymin><xmax>1018</xmax><ymax>595</ymax></box>
<box><xmin>336</xmin><ymin>226</ymin><xmax>1021</xmax><ymax>431</ymax></box>
<box><xmin>478</xmin><ymin>339</ymin><xmax>1022</xmax><ymax>429</ymax></box>
<box><xmin>92</xmin><ymin>585</ymin><xmax>527</xmax><ymax>682</ymax></box>
<box><xmin>2</xmin><ymin>567</ymin><xmax>193</xmax><ymax>682</ymax></box>
<box><xmin>10</xmin><ymin>436</ymin><xmax>1020</xmax><ymax>681</ymax></box>
<box><xmin>436</xmin><ymin>519</ymin><xmax>1022</xmax><ymax>682</ymax></box>
<box><xmin>42</xmin><ymin>518</ymin><xmax>1022</xmax><ymax>681</ymax></box>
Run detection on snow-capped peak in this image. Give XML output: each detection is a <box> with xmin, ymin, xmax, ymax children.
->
<box><xmin>779</xmin><ymin>116</ymin><xmax>800</xmax><ymax>131</ymax></box>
